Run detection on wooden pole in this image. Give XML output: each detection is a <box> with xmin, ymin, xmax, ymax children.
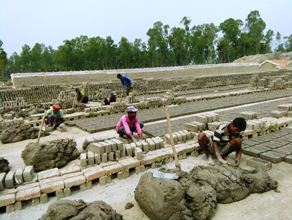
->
<box><xmin>165</xmin><ymin>105</ymin><xmax>181</xmax><ymax>172</ymax></box>
<box><xmin>87</xmin><ymin>81</ymin><xmax>89</xmax><ymax>98</ymax></box>
<box><xmin>72</xmin><ymin>97</ymin><xmax>75</xmax><ymax>109</ymax></box>
<box><xmin>37</xmin><ymin>110</ymin><xmax>46</xmax><ymax>143</ymax></box>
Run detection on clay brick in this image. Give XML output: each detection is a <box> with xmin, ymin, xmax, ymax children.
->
<box><xmin>6</xmin><ymin>204</ymin><xmax>15</xmax><ymax>213</ymax></box>
<box><xmin>95</xmin><ymin>153</ymin><xmax>101</xmax><ymax>164</ymax></box>
<box><xmin>59</xmin><ymin>163</ymin><xmax>80</xmax><ymax>176</ymax></box>
<box><xmin>16</xmin><ymin>186</ymin><xmax>40</xmax><ymax>201</ymax></box>
<box><xmin>86</xmin><ymin>181</ymin><xmax>92</xmax><ymax>190</ymax></box>
<box><xmin>285</xmin><ymin>155</ymin><xmax>292</xmax><ymax>163</ymax></box>
<box><xmin>80</xmin><ymin>153</ymin><xmax>87</xmax><ymax>168</ymax></box>
<box><xmin>111</xmin><ymin>139</ymin><xmax>123</xmax><ymax>151</ymax></box>
<box><xmin>246</xmin><ymin>157</ymin><xmax>272</xmax><ymax>170</ymax></box>
<box><xmin>14</xmin><ymin>169</ymin><xmax>24</xmax><ymax>185</ymax></box>
<box><xmin>146</xmin><ymin>138</ymin><xmax>155</xmax><ymax>151</ymax></box>
<box><xmin>82</xmin><ymin>166</ymin><xmax>106</xmax><ymax>181</ymax></box>
<box><xmin>102</xmin><ymin>153</ymin><xmax>108</xmax><ymax>163</ymax></box>
<box><xmin>16</xmin><ymin>182</ymin><xmax>40</xmax><ymax>192</ymax></box>
<box><xmin>125</xmin><ymin>144</ymin><xmax>132</xmax><ymax>156</ymax></box>
<box><xmin>99</xmin><ymin>176</ymin><xmax>107</xmax><ymax>186</ymax></box>
<box><xmin>108</xmin><ymin>152</ymin><xmax>115</xmax><ymax>161</ymax></box>
<box><xmin>23</xmin><ymin>166</ymin><xmax>34</xmax><ymax>182</ymax></box>
<box><xmin>64</xmin><ymin>175</ymin><xmax>86</xmax><ymax>188</ymax></box>
<box><xmin>40</xmin><ymin>194</ymin><xmax>48</xmax><ymax>204</ymax></box>
<box><xmin>0</xmin><ymin>194</ymin><xmax>15</xmax><ymax>207</ymax></box>
<box><xmin>135</xmin><ymin>142</ymin><xmax>143</xmax><ymax>150</ymax></box>
<box><xmin>5</xmin><ymin>171</ymin><xmax>15</xmax><ymax>189</ymax></box>
<box><xmin>178</xmin><ymin>131</ymin><xmax>187</xmax><ymax>142</ymax></box>
<box><xmin>40</xmin><ymin>176</ymin><xmax>64</xmax><ymax>194</ymax></box>
<box><xmin>14</xmin><ymin>201</ymin><xmax>22</xmax><ymax>211</ymax></box>
<box><xmin>37</xmin><ymin>168</ymin><xmax>60</xmax><ymax>181</ymax></box>
<box><xmin>0</xmin><ymin>172</ymin><xmax>6</xmax><ymax>191</ymax></box>
<box><xmin>135</xmin><ymin>148</ymin><xmax>143</xmax><ymax>160</ymax></box>
<box><xmin>64</xmin><ymin>188</ymin><xmax>71</xmax><ymax>197</ymax></box>
<box><xmin>56</xmin><ymin>190</ymin><xmax>64</xmax><ymax>200</ymax></box>
<box><xmin>87</xmin><ymin>143</ymin><xmax>105</xmax><ymax>154</ymax></box>
<box><xmin>260</xmin><ymin>152</ymin><xmax>282</xmax><ymax>163</ymax></box>
<box><xmin>118</xmin><ymin>157</ymin><xmax>140</xmax><ymax>170</ymax></box>
<box><xmin>151</xmin><ymin>137</ymin><xmax>160</xmax><ymax>149</ymax></box>
<box><xmin>88</xmin><ymin>151</ymin><xmax>95</xmax><ymax>165</ymax></box>
<box><xmin>243</xmin><ymin>146</ymin><xmax>270</xmax><ymax>157</ymax></box>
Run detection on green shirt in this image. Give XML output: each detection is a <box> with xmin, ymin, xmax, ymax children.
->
<box><xmin>46</xmin><ymin>109</ymin><xmax>64</xmax><ymax>118</ymax></box>
<box><xmin>76</xmin><ymin>91</ymin><xmax>85</xmax><ymax>98</ymax></box>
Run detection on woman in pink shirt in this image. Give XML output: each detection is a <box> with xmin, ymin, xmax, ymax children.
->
<box><xmin>116</xmin><ymin>106</ymin><xmax>144</xmax><ymax>142</ymax></box>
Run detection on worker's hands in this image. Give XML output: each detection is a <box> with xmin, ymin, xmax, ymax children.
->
<box><xmin>131</xmin><ymin>137</ymin><xmax>137</xmax><ymax>143</ymax></box>
<box><xmin>130</xmin><ymin>85</ymin><xmax>133</xmax><ymax>88</ymax></box>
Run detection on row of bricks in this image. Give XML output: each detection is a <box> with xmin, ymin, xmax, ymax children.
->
<box><xmin>0</xmin><ymin>141</ymin><xmax>202</xmax><ymax>210</ymax></box>
<box><xmin>81</xmin><ymin>137</ymin><xmax>165</xmax><ymax>167</ymax></box>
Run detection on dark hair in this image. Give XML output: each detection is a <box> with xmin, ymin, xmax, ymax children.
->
<box><xmin>75</xmin><ymin>88</ymin><xmax>79</xmax><ymax>92</ymax></box>
<box><xmin>117</xmin><ymin>74</ymin><xmax>122</xmax><ymax>78</ymax></box>
<box><xmin>233</xmin><ymin>117</ymin><xmax>246</xmax><ymax>131</ymax></box>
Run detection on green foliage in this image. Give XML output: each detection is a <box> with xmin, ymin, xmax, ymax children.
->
<box><xmin>88</xmin><ymin>111</ymin><xmax>94</xmax><ymax>117</ymax></box>
<box><xmin>173</xmin><ymin>99</ymin><xmax>180</xmax><ymax>105</ymax></box>
<box><xmin>260</xmin><ymin>126</ymin><xmax>267</xmax><ymax>135</ymax></box>
<box><xmin>155</xmin><ymin>159</ymin><xmax>164</xmax><ymax>168</ymax></box>
<box><xmin>269</xmin><ymin>122</ymin><xmax>278</xmax><ymax>132</ymax></box>
<box><xmin>3</xmin><ymin>11</ymin><xmax>292</xmax><ymax>77</ymax></box>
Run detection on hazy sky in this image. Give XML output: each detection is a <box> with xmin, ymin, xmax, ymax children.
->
<box><xmin>1</xmin><ymin>0</ymin><xmax>292</xmax><ymax>57</ymax></box>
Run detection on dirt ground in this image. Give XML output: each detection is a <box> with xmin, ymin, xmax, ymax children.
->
<box><xmin>1</xmin><ymin>123</ymin><xmax>292</xmax><ymax>220</ymax></box>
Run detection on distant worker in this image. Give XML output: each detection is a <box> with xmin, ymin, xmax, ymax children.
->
<box><xmin>45</xmin><ymin>104</ymin><xmax>65</xmax><ymax>129</ymax></box>
<box><xmin>198</xmin><ymin>117</ymin><xmax>246</xmax><ymax>167</ymax></box>
<box><xmin>104</xmin><ymin>91</ymin><xmax>117</xmax><ymax>105</ymax></box>
<box><xmin>116</xmin><ymin>106</ymin><xmax>144</xmax><ymax>142</ymax></box>
<box><xmin>117</xmin><ymin>74</ymin><xmax>133</xmax><ymax>96</ymax></box>
<box><xmin>75</xmin><ymin>88</ymin><xmax>88</xmax><ymax>103</ymax></box>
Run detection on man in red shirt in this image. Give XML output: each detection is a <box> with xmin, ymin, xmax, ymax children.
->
<box><xmin>116</xmin><ymin>106</ymin><xmax>144</xmax><ymax>142</ymax></box>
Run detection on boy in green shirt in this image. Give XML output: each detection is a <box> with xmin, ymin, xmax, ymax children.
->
<box><xmin>76</xmin><ymin>88</ymin><xmax>88</xmax><ymax>103</ymax></box>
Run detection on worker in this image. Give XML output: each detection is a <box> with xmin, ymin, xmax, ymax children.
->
<box><xmin>45</xmin><ymin>104</ymin><xmax>65</xmax><ymax>129</ymax></box>
<box><xmin>104</xmin><ymin>91</ymin><xmax>117</xmax><ymax>105</ymax></box>
<box><xmin>116</xmin><ymin>106</ymin><xmax>144</xmax><ymax>142</ymax></box>
<box><xmin>76</xmin><ymin>88</ymin><xmax>88</xmax><ymax>103</ymax></box>
<box><xmin>117</xmin><ymin>74</ymin><xmax>133</xmax><ymax>96</ymax></box>
<box><xmin>198</xmin><ymin>117</ymin><xmax>246</xmax><ymax>166</ymax></box>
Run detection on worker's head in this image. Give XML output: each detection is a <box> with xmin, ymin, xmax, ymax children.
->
<box><xmin>117</xmin><ymin>74</ymin><xmax>122</xmax><ymax>80</ymax></box>
<box><xmin>52</xmin><ymin>104</ymin><xmax>61</xmax><ymax>114</ymax></box>
<box><xmin>127</xmin><ymin>106</ymin><xmax>138</xmax><ymax>119</ymax></box>
<box><xmin>111</xmin><ymin>91</ymin><xmax>117</xmax><ymax>98</ymax></box>
<box><xmin>228</xmin><ymin>117</ymin><xmax>246</xmax><ymax>135</ymax></box>
<box><xmin>75</xmin><ymin>88</ymin><xmax>80</xmax><ymax>93</ymax></box>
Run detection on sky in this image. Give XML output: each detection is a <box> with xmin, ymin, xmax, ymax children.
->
<box><xmin>1</xmin><ymin>0</ymin><xmax>292</xmax><ymax>57</ymax></box>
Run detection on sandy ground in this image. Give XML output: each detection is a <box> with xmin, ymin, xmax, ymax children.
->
<box><xmin>1</xmin><ymin>124</ymin><xmax>292</xmax><ymax>220</ymax></box>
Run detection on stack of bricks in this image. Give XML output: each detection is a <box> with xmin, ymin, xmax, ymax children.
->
<box><xmin>165</xmin><ymin>130</ymin><xmax>194</xmax><ymax>144</ymax></box>
<box><xmin>184</xmin><ymin>112</ymin><xmax>220</xmax><ymax>132</ymax></box>
<box><xmin>0</xmin><ymin>117</ymin><xmax>24</xmax><ymax>129</ymax></box>
<box><xmin>270</xmin><ymin>104</ymin><xmax>292</xmax><ymax>118</ymax></box>
<box><xmin>81</xmin><ymin>139</ymin><xmax>124</xmax><ymax>167</ymax></box>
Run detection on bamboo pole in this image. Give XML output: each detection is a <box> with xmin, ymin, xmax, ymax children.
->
<box><xmin>37</xmin><ymin>110</ymin><xmax>46</xmax><ymax>143</ymax></box>
<box><xmin>165</xmin><ymin>105</ymin><xmax>181</xmax><ymax>172</ymax></box>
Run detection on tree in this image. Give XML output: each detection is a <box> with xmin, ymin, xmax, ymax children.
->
<box><xmin>19</xmin><ymin>44</ymin><xmax>31</xmax><ymax>72</ymax></box>
<box><xmin>260</xmin><ymin>29</ymin><xmax>274</xmax><ymax>54</ymax></box>
<box><xmin>118</xmin><ymin>37</ymin><xmax>132</xmax><ymax>69</ymax></box>
<box><xmin>275</xmin><ymin>32</ymin><xmax>285</xmax><ymax>52</ymax></box>
<box><xmin>0</xmin><ymin>40</ymin><xmax>8</xmax><ymax>82</ymax></box>
<box><xmin>284</xmin><ymin>34</ymin><xmax>292</xmax><ymax>52</ymax></box>
<box><xmin>218</xmin><ymin>18</ymin><xmax>243</xmax><ymax>61</ymax></box>
<box><xmin>245</xmin><ymin>10</ymin><xmax>266</xmax><ymax>54</ymax></box>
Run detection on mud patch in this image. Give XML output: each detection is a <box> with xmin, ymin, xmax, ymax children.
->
<box><xmin>40</xmin><ymin>199</ymin><xmax>123</xmax><ymax>220</ymax></box>
<box><xmin>21</xmin><ymin>139</ymin><xmax>80</xmax><ymax>172</ymax></box>
<box><xmin>135</xmin><ymin>165</ymin><xmax>277</xmax><ymax>220</ymax></box>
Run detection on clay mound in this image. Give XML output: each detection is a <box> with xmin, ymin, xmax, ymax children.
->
<box><xmin>21</xmin><ymin>139</ymin><xmax>80</xmax><ymax>172</ymax></box>
<box><xmin>0</xmin><ymin>157</ymin><xmax>9</xmax><ymax>173</ymax></box>
<box><xmin>135</xmin><ymin>165</ymin><xmax>277</xmax><ymax>220</ymax></box>
<box><xmin>39</xmin><ymin>199</ymin><xmax>123</xmax><ymax>220</ymax></box>
<box><xmin>1</xmin><ymin>124</ymin><xmax>50</xmax><ymax>144</ymax></box>
<box><xmin>232</xmin><ymin>51</ymin><xmax>292</xmax><ymax>64</ymax></box>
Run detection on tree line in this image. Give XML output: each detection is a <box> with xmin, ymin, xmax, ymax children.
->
<box><xmin>1</xmin><ymin>10</ymin><xmax>292</xmax><ymax>81</ymax></box>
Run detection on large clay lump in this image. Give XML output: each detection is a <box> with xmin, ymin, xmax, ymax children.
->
<box><xmin>21</xmin><ymin>139</ymin><xmax>80</xmax><ymax>172</ymax></box>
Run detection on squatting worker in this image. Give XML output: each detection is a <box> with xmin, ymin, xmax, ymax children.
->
<box><xmin>116</xmin><ymin>106</ymin><xmax>144</xmax><ymax>142</ymax></box>
<box><xmin>45</xmin><ymin>104</ymin><xmax>65</xmax><ymax>129</ymax></box>
<box><xmin>75</xmin><ymin>88</ymin><xmax>89</xmax><ymax>103</ymax></box>
<box><xmin>104</xmin><ymin>91</ymin><xmax>117</xmax><ymax>105</ymax></box>
<box><xmin>117</xmin><ymin>74</ymin><xmax>133</xmax><ymax>96</ymax></box>
<box><xmin>198</xmin><ymin>117</ymin><xmax>246</xmax><ymax>167</ymax></box>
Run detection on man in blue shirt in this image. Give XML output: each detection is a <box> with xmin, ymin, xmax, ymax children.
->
<box><xmin>117</xmin><ymin>74</ymin><xmax>133</xmax><ymax>96</ymax></box>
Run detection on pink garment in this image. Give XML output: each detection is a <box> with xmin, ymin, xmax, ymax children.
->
<box><xmin>116</xmin><ymin>115</ymin><xmax>142</xmax><ymax>135</ymax></box>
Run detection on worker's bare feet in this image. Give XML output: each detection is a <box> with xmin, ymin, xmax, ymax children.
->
<box><xmin>207</xmin><ymin>157</ymin><xmax>215</xmax><ymax>166</ymax></box>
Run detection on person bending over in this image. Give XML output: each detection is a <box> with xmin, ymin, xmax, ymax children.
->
<box><xmin>117</xmin><ymin>74</ymin><xmax>133</xmax><ymax>96</ymax></box>
<box><xmin>76</xmin><ymin>88</ymin><xmax>88</xmax><ymax>103</ymax></box>
<box><xmin>116</xmin><ymin>106</ymin><xmax>144</xmax><ymax>142</ymax></box>
<box><xmin>104</xmin><ymin>91</ymin><xmax>117</xmax><ymax>105</ymax></box>
<box><xmin>198</xmin><ymin>117</ymin><xmax>246</xmax><ymax>166</ymax></box>
<box><xmin>45</xmin><ymin>104</ymin><xmax>65</xmax><ymax>130</ymax></box>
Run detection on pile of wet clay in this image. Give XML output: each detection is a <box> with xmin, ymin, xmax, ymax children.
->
<box><xmin>22</xmin><ymin>139</ymin><xmax>80</xmax><ymax>172</ymax></box>
<box><xmin>0</xmin><ymin>157</ymin><xmax>9</xmax><ymax>173</ymax></box>
<box><xmin>1</xmin><ymin>124</ymin><xmax>50</xmax><ymax>144</ymax></box>
<box><xmin>135</xmin><ymin>165</ymin><xmax>277</xmax><ymax>220</ymax></box>
<box><xmin>40</xmin><ymin>199</ymin><xmax>123</xmax><ymax>220</ymax></box>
